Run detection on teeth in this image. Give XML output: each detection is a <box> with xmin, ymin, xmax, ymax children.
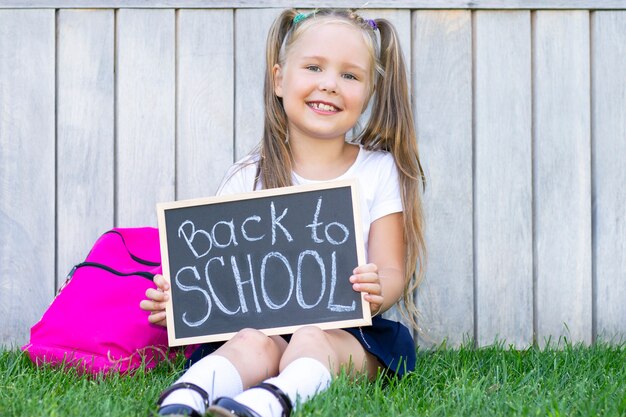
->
<box><xmin>310</xmin><ymin>102</ymin><xmax>338</xmax><ymax>112</ymax></box>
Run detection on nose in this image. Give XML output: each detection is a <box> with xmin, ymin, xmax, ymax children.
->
<box><xmin>318</xmin><ymin>73</ymin><xmax>338</xmax><ymax>94</ymax></box>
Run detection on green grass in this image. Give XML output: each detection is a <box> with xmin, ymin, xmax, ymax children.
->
<box><xmin>1</xmin><ymin>341</ymin><xmax>625</xmax><ymax>417</ymax></box>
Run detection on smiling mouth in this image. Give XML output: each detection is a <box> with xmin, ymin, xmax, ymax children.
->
<box><xmin>307</xmin><ymin>102</ymin><xmax>341</xmax><ymax>112</ymax></box>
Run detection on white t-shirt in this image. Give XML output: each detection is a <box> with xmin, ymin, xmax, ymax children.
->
<box><xmin>216</xmin><ymin>146</ymin><xmax>403</xmax><ymax>260</ymax></box>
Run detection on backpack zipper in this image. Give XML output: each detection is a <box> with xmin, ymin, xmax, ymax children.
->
<box><xmin>57</xmin><ymin>262</ymin><xmax>155</xmax><ymax>295</ymax></box>
<box><xmin>70</xmin><ymin>262</ymin><xmax>155</xmax><ymax>280</ymax></box>
<box><xmin>104</xmin><ymin>230</ymin><xmax>161</xmax><ymax>267</ymax></box>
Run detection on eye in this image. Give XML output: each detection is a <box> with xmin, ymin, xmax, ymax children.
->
<box><xmin>342</xmin><ymin>73</ymin><xmax>358</xmax><ymax>81</ymax></box>
<box><xmin>306</xmin><ymin>65</ymin><xmax>321</xmax><ymax>72</ymax></box>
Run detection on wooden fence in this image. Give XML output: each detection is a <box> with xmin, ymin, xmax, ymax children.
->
<box><xmin>1</xmin><ymin>0</ymin><xmax>625</xmax><ymax>348</ymax></box>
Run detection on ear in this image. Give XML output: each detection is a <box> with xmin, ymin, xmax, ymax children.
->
<box><xmin>273</xmin><ymin>64</ymin><xmax>284</xmax><ymax>97</ymax></box>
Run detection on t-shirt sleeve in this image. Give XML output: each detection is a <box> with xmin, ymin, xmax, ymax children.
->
<box><xmin>215</xmin><ymin>159</ymin><xmax>258</xmax><ymax>197</ymax></box>
<box><xmin>369</xmin><ymin>154</ymin><xmax>403</xmax><ymax>222</ymax></box>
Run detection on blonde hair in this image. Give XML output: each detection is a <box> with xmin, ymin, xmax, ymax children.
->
<box><xmin>257</xmin><ymin>8</ymin><xmax>426</xmax><ymax>331</ymax></box>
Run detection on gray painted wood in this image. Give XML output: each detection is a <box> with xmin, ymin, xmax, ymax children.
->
<box><xmin>413</xmin><ymin>10</ymin><xmax>474</xmax><ymax>348</ymax></box>
<box><xmin>0</xmin><ymin>10</ymin><xmax>55</xmax><ymax>346</ymax></box>
<box><xmin>234</xmin><ymin>8</ymin><xmax>282</xmax><ymax>160</ymax></box>
<box><xmin>56</xmin><ymin>10</ymin><xmax>115</xmax><ymax>288</ymax></box>
<box><xmin>116</xmin><ymin>9</ymin><xmax>175</xmax><ymax>226</ymax></box>
<box><xmin>2</xmin><ymin>6</ymin><xmax>626</xmax><ymax>347</ymax></box>
<box><xmin>592</xmin><ymin>11</ymin><xmax>626</xmax><ymax>342</ymax></box>
<box><xmin>474</xmin><ymin>11</ymin><xmax>533</xmax><ymax>348</ymax></box>
<box><xmin>177</xmin><ymin>9</ymin><xmax>235</xmax><ymax>198</ymax></box>
<box><xmin>534</xmin><ymin>11</ymin><xmax>592</xmax><ymax>346</ymax></box>
<box><xmin>1</xmin><ymin>1</ymin><xmax>625</xmax><ymax>10</ymax></box>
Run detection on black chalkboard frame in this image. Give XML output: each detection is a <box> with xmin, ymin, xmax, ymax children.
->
<box><xmin>157</xmin><ymin>178</ymin><xmax>370</xmax><ymax>347</ymax></box>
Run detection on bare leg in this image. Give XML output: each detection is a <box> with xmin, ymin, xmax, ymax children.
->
<box><xmin>212</xmin><ymin>329</ymin><xmax>289</xmax><ymax>388</ymax></box>
<box><xmin>158</xmin><ymin>329</ymin><xmax>287</xmax><ymax>415</ymax></box>
<box><xmin>280</xmin><ymin>326</ymin><xmax>380</xmax><ymax>378</ymax></box>
<box><xmin>223</xmin><ymin>327</ymin><xmax>382</xmax><ymax>417</ymax></box>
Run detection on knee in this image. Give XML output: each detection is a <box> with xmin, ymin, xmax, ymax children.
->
<box><xmin>229</xmin><ymin>328</ymin><xmax>280</xmax><ymax>358</ymax></box>
<box><xmin>290</xmin><ymin>326</ymin><xmax>329</xmax><ymax>347</ymax></box>
<box><xmin>285</xmin><ymin>327</ymin><xmax>354</xmax><ymax>374</ymax></box>
<box><xmin>289</xmin><ymin>326</ymin><xmax>336</xmax><ymax>360</ymax></box>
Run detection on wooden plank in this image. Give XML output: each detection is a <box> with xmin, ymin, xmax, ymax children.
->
<box><xmin>412</xmin><ymin>10</ymin><xmax>474</xmax><ymax>348</ymax></box>
<box><xmin>56</xmin><ymin>10</ymin><xmax>115</xmax><ymax>288</ymax></box>
<box><xmin>474</xmin><ymin>11</ymin><xmax>533</xmax><ymax>348</ymax></box>
<box><xmin>234</xmin><ymin>8</ymin><xmax>282</xmax><ymax>160</ymax></box>
<box><xmin>534</xmin><ymin>11</ymin><xmax>592</xmax><ymax>346</ymax></box>
<box><xmin>116</xmin><ymin>9</ymin><xmax>175</xmax><ymax>226</ymax></box>
<box><xmin>1</xmin><ymin>1</ymin><xmax>625</xmax><ymax>10</ymax></box>
<box><xmin>592</xmin><ymin>11</ymin><xmax>626</xmax><ymax>342</ymax></box>
<box><xmin>177</xmin><ymin>9</ymin><xmax>234</xmax><ymax>199</ymax></box>
<box><xmin>0</xmin><ymin>10</ymin><xmax>55</xmax><ymax>346</ymax></box>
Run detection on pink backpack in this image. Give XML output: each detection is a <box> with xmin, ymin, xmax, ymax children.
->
<box><xmin>22</xmin><ymin>227</ymin><xmax>179</xmax><ymax>375</ymax></box>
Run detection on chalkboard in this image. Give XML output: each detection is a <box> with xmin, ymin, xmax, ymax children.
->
<box><xmin>157</xmin><ymin>179</ymin><xmax>370</xmax><ymax>346</ymax></box>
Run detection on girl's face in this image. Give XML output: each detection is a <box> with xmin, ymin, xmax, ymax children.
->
<box><xmin>273</xmin><ymin>21</ymin><xmax>373</xmax><ymax>144</ymax></box>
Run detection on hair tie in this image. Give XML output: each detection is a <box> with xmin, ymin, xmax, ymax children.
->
<box><xmin>293</xmin><ymin>12</ymin><xmax>313</xmax><ymax>25</ymax></box>
<box><xmin>366</xmin><ymin>19</ymin><xmax>378</xmax><ymax>31</ymax></box>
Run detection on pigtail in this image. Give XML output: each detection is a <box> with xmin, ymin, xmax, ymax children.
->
<box><xmin>358</xmin><ymin>19</ymin><xmax>427</xmax><ymax>331</ymax></box>
<box><xmin>258</xmin><ymin>9</ymin><xmax>298</xmax><ymax>189</ymax></box>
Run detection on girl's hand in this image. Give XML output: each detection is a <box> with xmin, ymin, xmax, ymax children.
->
<box><xmin>350</xmin><ymin>263</ymin><xmax>383</xmax><ymax>317</ymax></box>
<box><xmin>139</xmin><ymin>274</ymin><xmax>170</xmax><ymax>327</ymax></box>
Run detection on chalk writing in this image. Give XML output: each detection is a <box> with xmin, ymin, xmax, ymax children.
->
<box><xmin>158</xmin><ymin>181</ymin><xmax>368</xmax><ymax>344</ymax></box>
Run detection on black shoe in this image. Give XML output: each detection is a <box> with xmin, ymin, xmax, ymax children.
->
<box><xmin>154</xmin><ymin>403</ymin><xmax>203</xmax><ymax>417</ymax></box>
<box><xmin>207</xmin><ymin>382</ymin><xmax>292</xmax><ymax>417</ymax></box>
<box><xmin>153</xmin><ymin>382</ymin><xmax>210</xmax><ymax>417</ymax></box>
<box><xmin>207</xmin><ymin>397</ymin><xmax>262</xmax><ymax>417</ymax></box>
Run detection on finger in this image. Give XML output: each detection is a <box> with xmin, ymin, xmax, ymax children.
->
<box><xmin>148</xmin><ymin>311</ymin><xmax>167</xmax><ymax>326</ymax></box>
<box><xmin>139</xmin><ymin>299</ymin><xmax>168</xmax><ymax>312</ymax></box>
<box><xmin>352</xmin><ymin>282</ymin><xmax>382</xmax><ymax>296</ymax></box>
<box><xmin>364</xmin><ymin>298</ymin><xmax>382</xmax><ymax>311</ymax></box>
<box><xmin>353</xmin><ymin>263</ymin><xmax>378</xmax><ymax>275</ymax></box>
<box><xmin>153</xmin><ymin>274</ymin><xmax>170</xmax><ymax>291</ymax></box>
<box><xmin>350</xmin><ymin>272</ymin><xmax>379</xmax><ymax>284</ymax></box>
<box><xmin>145</xmin><ymin>287</ymin><xmax>169</xmax><ymax>302</ymax></box>
<box><xmin>139</xmin><ymin>299</ymin><xmax>151</xmax><ymax>311</ymax></box>
<box><xmin>364</xmin><ymin>294</ymin><xmax>383</xmax><ymax>315</ymax></box>
<box><xmin>364</xmin><ymin>294</ymin><xmax>384</xmax><ymax>306</ymax></box>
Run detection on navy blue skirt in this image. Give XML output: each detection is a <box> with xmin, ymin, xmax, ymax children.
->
<box><xmin>185</xmin><ymin>316</ymin><xmax>416</xmax><ymax>378</ymax></box>
<box><xmin>343</xmin><ymin>316</ymin><xmax>416</xmax><ymax>378</ymax></box>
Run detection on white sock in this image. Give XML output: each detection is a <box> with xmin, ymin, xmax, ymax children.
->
<box><xmin>161</xmin><ymin>354</ymin><xmax>243</xmax><ymax>413</ymax></box>
<box><xmin>235</xmin><ymin>357</ymin><xmax>332</xmax><ymax>417</ymax></box>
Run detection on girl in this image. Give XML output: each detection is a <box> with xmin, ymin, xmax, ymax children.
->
<box><xmin>141</xmin><ymin>8</ymin><xmax>426</xmax><ymax>417</ymax></box>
